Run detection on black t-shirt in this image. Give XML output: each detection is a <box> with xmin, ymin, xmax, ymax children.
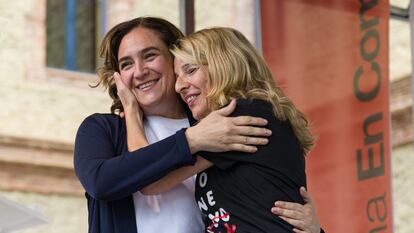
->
<box><xmin>195</xmin><ymin>99</ymin><xmax>307</xmax><ymax>233</ymax></box>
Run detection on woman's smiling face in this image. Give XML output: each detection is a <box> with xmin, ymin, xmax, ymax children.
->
<box><xmin>117</xmin><ymin>27</ymin><xmax>180</xmax><ymax>117</ymax></box>
<box><xmin>174</xmin><ymin>57</ymin><xmax>210</xmax><ymax>120</ymax></box>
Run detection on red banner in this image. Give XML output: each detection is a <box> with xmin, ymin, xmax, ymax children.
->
<box><xmin>260</xmin><ymin>0</ymin><xmax>392</xmax><ymax>232</ymax></box>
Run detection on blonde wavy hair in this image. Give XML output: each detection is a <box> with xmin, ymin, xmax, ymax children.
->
<box><xmin>171</xmin><ymin>27</ymin><xmax>315</xmax><ymax>155</ymax></box>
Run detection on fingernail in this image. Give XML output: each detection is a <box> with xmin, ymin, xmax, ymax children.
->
<box><xmin>266</xmin><ymin>130</ymin><xmax>272</xmax><ymax>135</ymax></box>
<box><xmin>272</xmin><ymin>207</ymin><xmax>281</xmax><ymax>213</ymax></box>
<box><xmin>263</xmin><ymin>139</ymin><xmax>269</xmax><ymax>144</ymax></box>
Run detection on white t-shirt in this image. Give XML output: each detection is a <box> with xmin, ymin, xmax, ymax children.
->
<box><xmin>133</xmin><ymin>116</ymin><xmax>204</xmax><ymax>233</ymax></box>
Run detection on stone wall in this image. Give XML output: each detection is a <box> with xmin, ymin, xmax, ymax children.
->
<box><xmin>0</xmin><ymin>190</ymin><xmax>87</xmax><ymax>233</ymax></box>
<box><xmin>392</xmin><ymin>143</ymin><xmax>414</xmax><ymax>233</ymax></box>
<box><xmin>0</xmin><ymin>0</ymin><xmax>412</xmax><ymax>232</ymax></box>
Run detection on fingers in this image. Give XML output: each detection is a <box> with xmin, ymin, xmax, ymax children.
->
<box><xmin>272</xmin><ymin>188</ymin><xmax>320</xmax><ymax>233</ymax></box>
<box><xmin>228</xmin><ymin>144</ymin><xmax>257</xmax><ymax>153</ymax></box>
<box><xmin>227</xmin><ymin>135</ymin><xmax>268</xmax><ymax>146</ymax></box>
<box><xmin>233</xmin><ymin>125</ymin><xmax>272</xmax><ymax>137</ymax></box>
<box><xmin>274</xmin><ymin>201</ymin><xmax>304</xmax><ymax>214</ymax></box>
<box><xmin>273</xmin><ymin>196</ymin><xmax>320</xmax><ymax>233</ymax></box>
<box><xmin>232</xmin><ymin>116</ymin><xmax>268</xmax><ymax>127</ymax></box>
<box><xmin>300</xmin><ymin>187</ymin><xmax>314</xmax><ymax>205</ymax></box>
<box><xmin>271</xmin><ymin>205</ymin><xmax>303</xmax><ymax>220</ymax></box>
<box><xmin>293</xmin><ymin>228</ymin><xmax>307</xmax><ymax>233</ymax></box>
<box><xmin>217</xmin><ymin>99</ymin><xmax>237</xmax><ymax>116</ymax></box>
<box><xmin>278</xmin><ymin>216</ymin><xmax>307</xmax><ymax>232</ymax></box>
<box><xmin>113</xmin><ymin>72</ymin><xmax>139</xmax><ymax>108</ymax></box>
<box><xmin>113</xmin><ymin>72</ymin><xmax>123</xmax><ymax>89</ymax></box>
<box><xmin>114</xmin><ymin>72</ymin><xmax>130</xmax><ymax>96</ymax></box>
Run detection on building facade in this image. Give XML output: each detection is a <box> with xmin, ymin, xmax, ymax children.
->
<box><xmin>0</xmin><ymin>0</ymin><xmax>412</xmax><ymax>232</ymax></box>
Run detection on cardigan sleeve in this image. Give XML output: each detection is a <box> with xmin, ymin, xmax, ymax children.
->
<box><xmin>74</xmin><ymin>114</ymin><xmax>196</xmax><ymax>201</ymax></box>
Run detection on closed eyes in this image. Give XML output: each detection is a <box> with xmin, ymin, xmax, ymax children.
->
<box><xmin>183</xmin><ymin>65</ymin><xmax>199</xmax><ymax>75</ymax></box>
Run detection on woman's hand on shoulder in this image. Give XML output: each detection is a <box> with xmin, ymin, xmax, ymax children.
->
<box><xmin>185</xmin><ymin>99</ymin><xmax>272</xmax><ymax>154</ymax></box>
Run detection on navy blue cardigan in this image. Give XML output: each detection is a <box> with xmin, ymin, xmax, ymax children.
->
<box><xmin>74</xmin><ymin>113</ymin><xmax>196</xmax><ymax>233</ymax></box>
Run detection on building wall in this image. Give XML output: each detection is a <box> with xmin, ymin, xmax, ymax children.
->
<box><xmin>0</xmin><ymin>0</ymin><xmax>110</xmax><ymax>143</ymax></box>
<box><xmin>0</xmin><ymin>190</ymin><xmax>88</xmax><ymax>233</ymax></box>
<box><xmin>390</xmin><ymin>5</ymin><xmax>412</xmax><ymax>81</ymax></box>
<box><xmin>392</xmin><ymin>143</ymin><xmax>414</xmax><ymax>233</ymax></box>
<box><xmin>389</xmin><ymin>0</ymin><xmax>414</xmax><ymax>232</ymax></box>
<box><xmin>0</xmin><ymin>0</ymin><xmax>412</xmax><ymax>232</ymax></box>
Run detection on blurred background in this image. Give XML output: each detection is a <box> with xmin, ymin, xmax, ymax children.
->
<box><xmin>0</xmin><ymin>0</ymin><xmax>412</xmax><ymax>232</ymax></box>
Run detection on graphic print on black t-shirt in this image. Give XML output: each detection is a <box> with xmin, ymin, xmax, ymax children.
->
<box><xmin>195</xmin><ymin>99</ymin><xmax>307</xmax><ymax>233</ymax></box>
<box><xmin>196</xmin><ymin>171</ymin><xmax>237</xmax><ymax>233</ymax></box>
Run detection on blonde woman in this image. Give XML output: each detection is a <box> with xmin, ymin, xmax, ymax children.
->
<box><xmin>171</xmin><ymin>27</ymin><xmax>316</xmax><ymax>232</ymax></box>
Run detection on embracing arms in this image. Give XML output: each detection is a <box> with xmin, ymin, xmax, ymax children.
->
<box><xmin>74</xmin><ymin>73</ymin><xmax>271</xmax><ymax>201</ymax></box>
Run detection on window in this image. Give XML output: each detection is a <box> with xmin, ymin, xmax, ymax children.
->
<box><xmin>46</xmin><ymin>0</ymin><xmax>103</xmax><ymax>73</ymax></box>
